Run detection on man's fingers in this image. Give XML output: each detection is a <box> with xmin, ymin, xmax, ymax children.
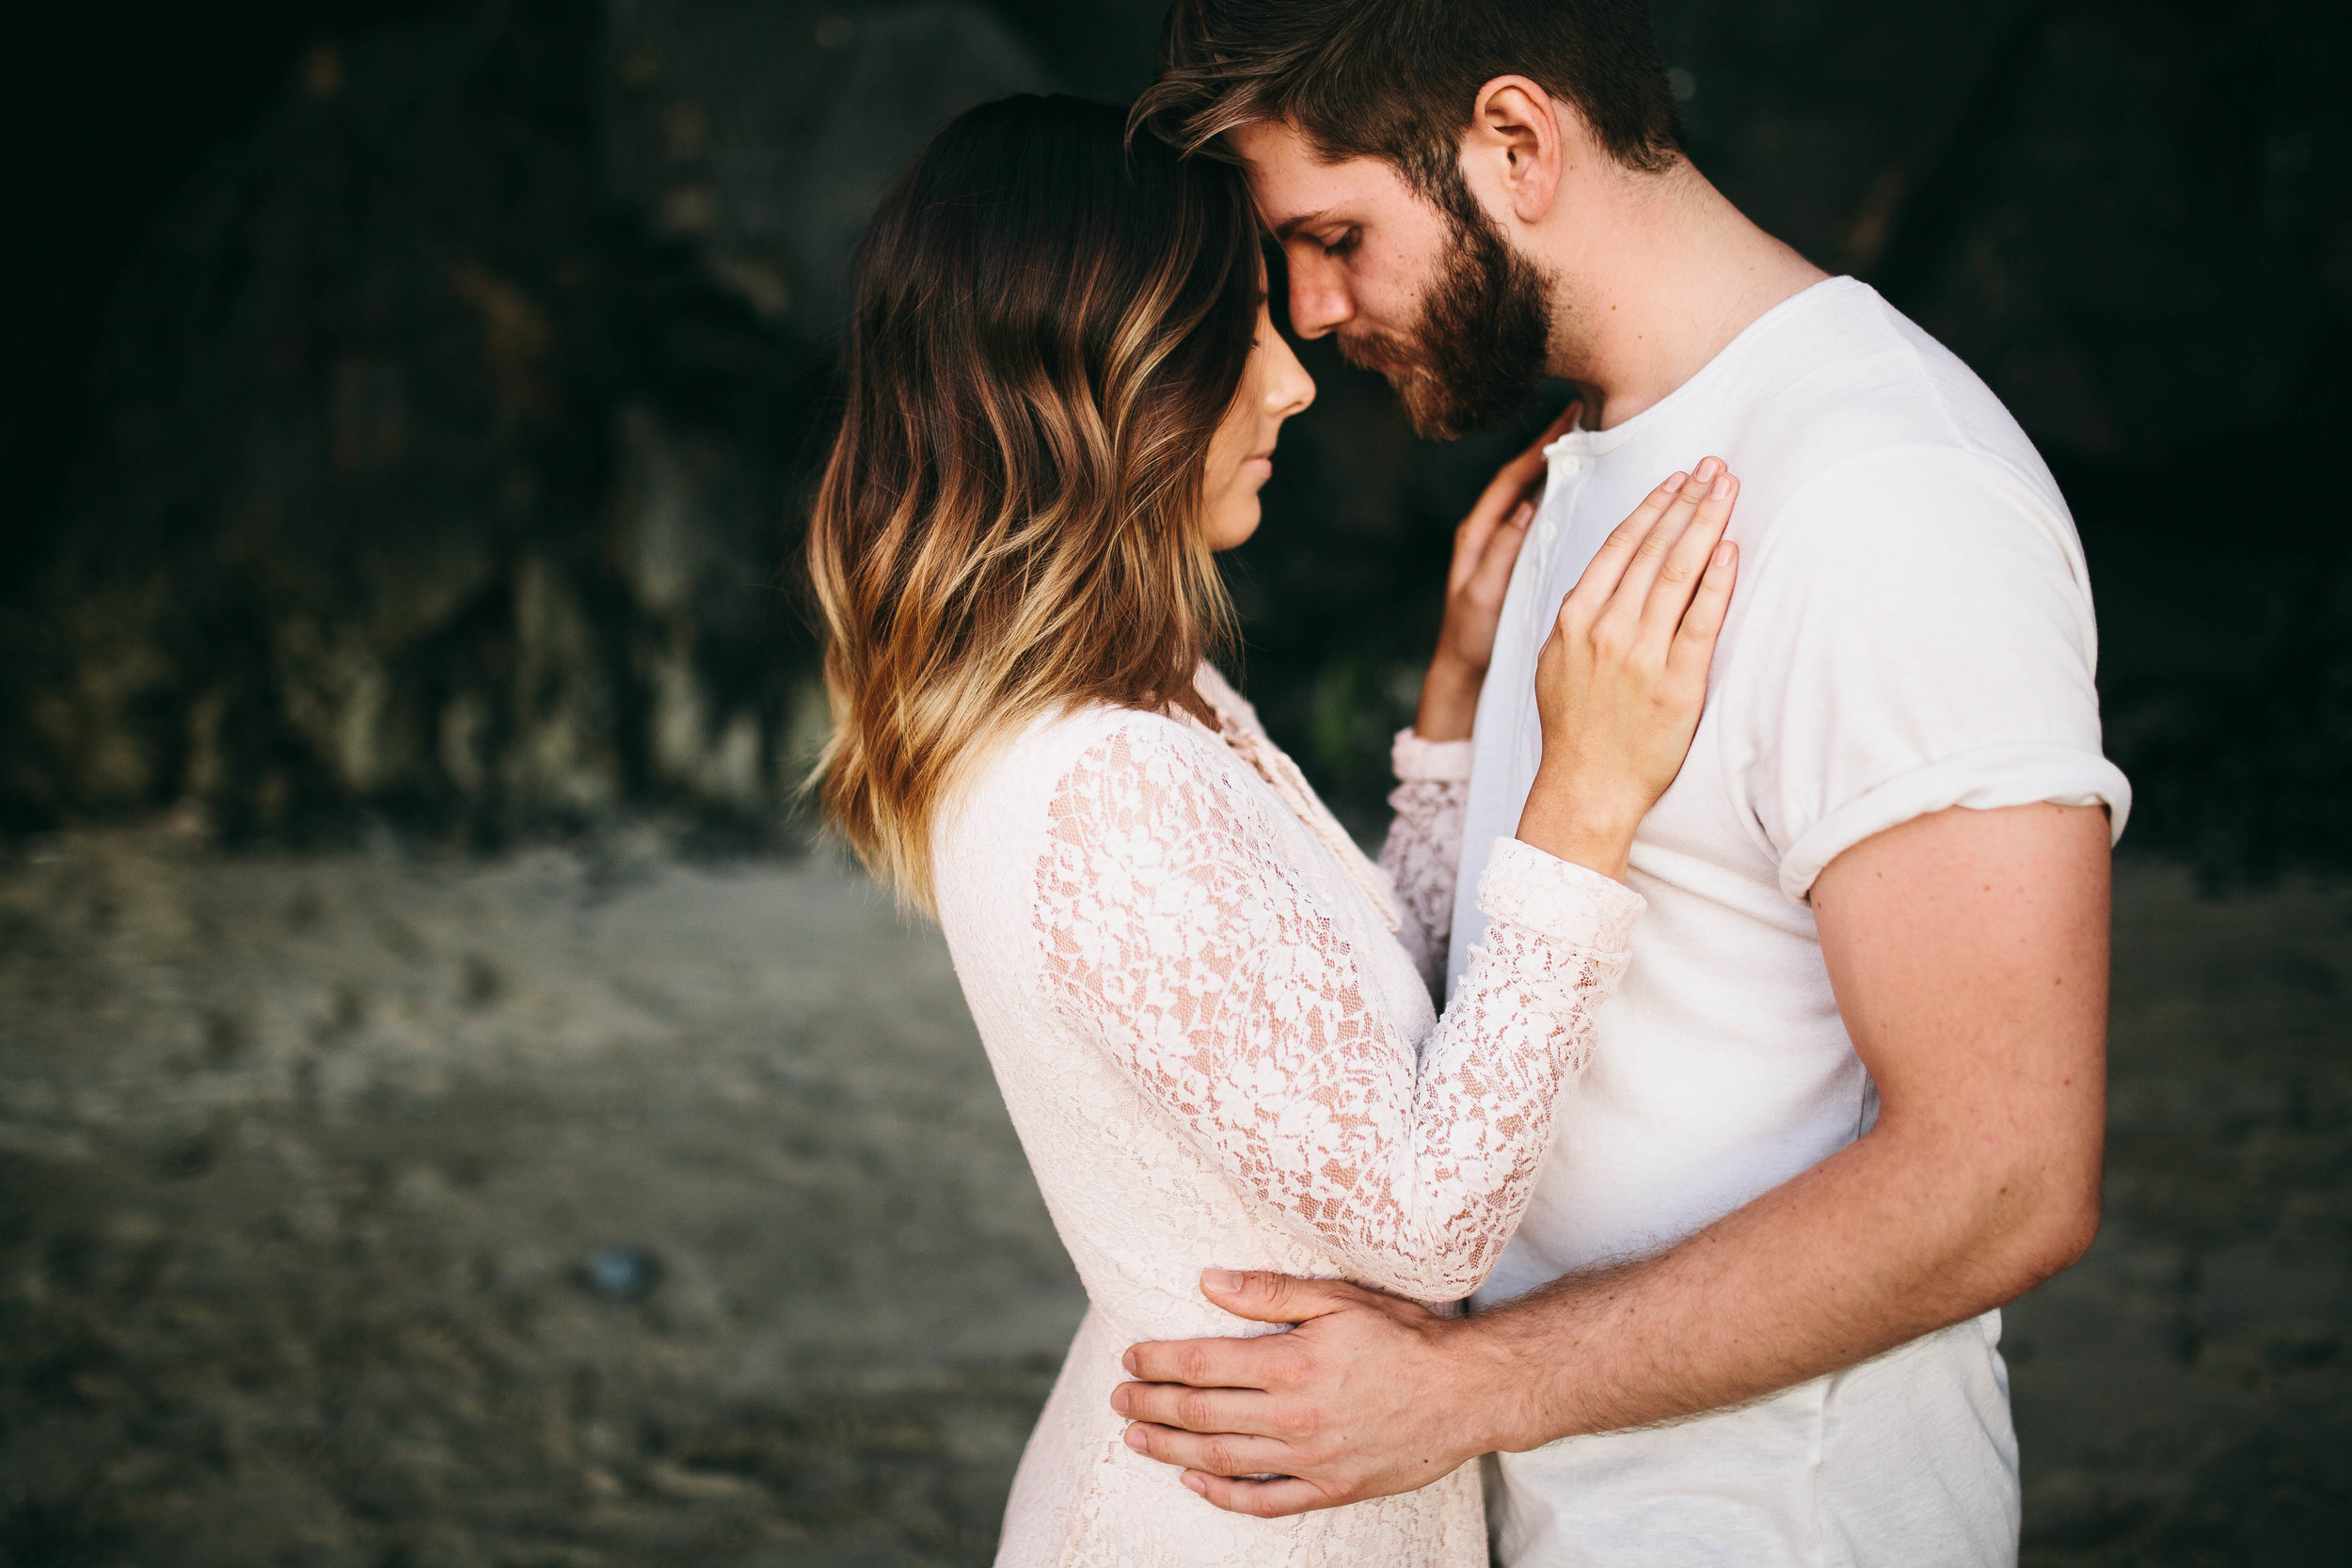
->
<box><xmin>1183</xmin><ymin>1470</ymin><xmax>1335</xmax><ymax>1518</ymax></box>
<box><xmin>1122</xmin><ymin>1333</ymin><xmax>1279</xmax><ymax>1390</ymax></box>
<box><xmin>1637</xmin><ymin>469</ymin><xmax>1738</xmax><ymax>646</ymax></box>
<box><xmin>1112</xmin><ymin>1379</ymin><xmax>1285</xmax><ymax>1437</ymax></box>
<box><xmin>1198</xmin><ymin>1267</ymin><xmax>1368</xmax><ymax>1325</ymax></box>
<box><xmin>1120</xmin><ymin>1272</ymin><xmax>1368</xmax><ymax>1389</ymax></box>
<box><xmin>1563</xmin><ymin>470</ymin><xmax>1688</xmax><ymax>617</ymax></box>
<box><xmin>1123</xmin><ymin>1420</ymin><xmax>1296</xmax><ymax>1480</ymax></box>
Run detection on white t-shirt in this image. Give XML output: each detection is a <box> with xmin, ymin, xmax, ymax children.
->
<box><xmin>1452</xmin><ymin>277</ymin><xmax>2130</xmax><ymax>1567</ymax></box>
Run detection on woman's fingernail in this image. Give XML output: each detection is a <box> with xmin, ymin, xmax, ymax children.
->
<box><xmin>1203</xmin><ymin>1269</ymin><xmax>1245</xmax><ymax>1292</ymax></box>
<box><xmin>1714</xmin><ymin>542</ymin><xmax>1735</xmax><ymax>567</ymax></box>
<box><xmin>1696</xmin><ymin>455</ymin><xmax>1723</xmax><ymax>480</ymax></box>
<box><xmin>1184</xmin><ymin>1472</ymin><xmax>1209</xmax><ymax>1495</ymax></box>
<box><xmin>1663</xmin><ymin>471</ymin><xmax>1689</xmax><ymax>491</ymax></box>
<box><xmin>1710</xmin><ymin>472</ymin><xmax>1733</xmax><ymax>499</ymax></box>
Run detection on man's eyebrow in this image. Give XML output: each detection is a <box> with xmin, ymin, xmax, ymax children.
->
<box><xmin>1269</xmin><ymin>206</ymin><xmax>1336</xmax><ymax>243</ymax></box>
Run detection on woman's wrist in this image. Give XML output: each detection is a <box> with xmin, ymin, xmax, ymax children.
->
<box><xmin>1414</xmin><ymin>655</ymin><xmax>1485</xmax><ymax>742</ymax></box>
<box><xmin>1514</xmin><ymin>764</ymin><xmax>1648</xmax><ymax>881</ymax></box>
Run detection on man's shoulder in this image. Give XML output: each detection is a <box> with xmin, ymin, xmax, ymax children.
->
<box><xmin>1721</xmin><ymin>281</ymin><xmax>2055</xmax><ymax>503</ymax></box>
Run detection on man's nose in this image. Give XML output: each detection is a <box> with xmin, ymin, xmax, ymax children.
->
<box><xmin>1285</xmin><ymin>254</ymin><xmax>1353</xmax><ymax>341</ymax></box>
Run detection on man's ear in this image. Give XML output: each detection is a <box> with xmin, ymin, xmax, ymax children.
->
<box><xmin>1465</xmin><ymin>76</ymin><xmax>1566</xmax><ymax>225</ymax></box>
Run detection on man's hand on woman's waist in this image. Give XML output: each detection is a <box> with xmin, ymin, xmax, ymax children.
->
<box><xmin>1112</xmin><ymin>800</ymin><xmax>2113</xmax><ymax>1516</ymax></box>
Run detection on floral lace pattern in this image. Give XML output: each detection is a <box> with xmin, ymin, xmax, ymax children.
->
<box><xmin>1035</xmin><ymin>721</ymin><xmax>1643</xmax><ymax>1304</ymax></box>
<box><xmin>1186</xmin><ymin>664</ymin><xmax>1404</xmax><ymax>934</ymax></box>
<box><xmin>933</xmin><ymin>670</ymin><xmax>1645</xmax><ymax>1564</ymax></box>
<box><xmin>1378</xmin><ymin>727</ymin><xmax>1474</xmax><ymax>994</ymax></box>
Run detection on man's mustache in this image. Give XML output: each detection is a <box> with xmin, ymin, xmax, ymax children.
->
<box><xmin>1336</xmin><ymin>329</ymin><xmax>1421</xmax><ymax>379</ymax></box>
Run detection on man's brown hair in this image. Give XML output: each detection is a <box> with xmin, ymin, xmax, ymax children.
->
<box><xmin>1134</xmin><ymin>0</ymin><xmax>1684</xmax><ymax>200</ymax></box>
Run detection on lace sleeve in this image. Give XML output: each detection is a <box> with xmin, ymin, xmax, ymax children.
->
<box><xmin>1377</xmin><ymin>727</ymin><xmax>1473</xmax><ymax>992</ymax></box>
<box><xmin>1036</xmin><ymin>721</ymin><xmax>1644</xmax><ymax>1303</ymax></box>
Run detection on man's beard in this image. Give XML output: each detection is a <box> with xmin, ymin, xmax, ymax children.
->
<box><xmin>1339</xmin><ymin>195</ymin><xmax>1552</xmax><ymax>439</ymax></box>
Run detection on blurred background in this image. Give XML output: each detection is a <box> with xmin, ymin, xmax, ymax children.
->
<box><xmin>1</xmin><ymin>1</ymin><xmax>2346</xmax><ymax>1563</ymax></box>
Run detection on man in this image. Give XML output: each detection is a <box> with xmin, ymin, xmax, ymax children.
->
<box><xmin>1111</xmin><ymin>3</ymin><xmax>2129</xmax><ymax>1562</ymax></box>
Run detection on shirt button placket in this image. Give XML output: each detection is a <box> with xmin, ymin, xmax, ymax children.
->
<box><xmin>1516</xmin><ymin>447</ymin><xmax>1587</xmax><ymax>778</ymax></box>
<box><xmin>1528</xmin><ymin>449</ymin><xmax>1585</xmax><ymax>631</ymax></box>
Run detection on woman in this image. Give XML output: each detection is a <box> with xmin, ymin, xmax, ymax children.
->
<box><xmin>807</xmin><ymin>96</ymin><xmax>1739</xmax><ymax>1566</ymax></box>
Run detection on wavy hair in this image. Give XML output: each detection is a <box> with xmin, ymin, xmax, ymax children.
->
<box><xmin>806</xmin><ymin>95</ymin><xmax>1263</xmax><ymax>908</ymax></box>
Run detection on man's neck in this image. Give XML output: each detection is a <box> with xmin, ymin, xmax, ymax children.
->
<box><xmin>1533</xmin><ymin>162</ymin><xmax>1828</xmax><ymax>429</ymax></box>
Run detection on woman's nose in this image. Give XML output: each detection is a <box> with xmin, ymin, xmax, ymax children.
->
<box><xmin>1266</xmin><ymin>339</ymin><xmax>1315</xmax><ymax>419</ymax></box>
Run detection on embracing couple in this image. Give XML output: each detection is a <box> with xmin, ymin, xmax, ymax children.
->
<box><xmin>809</xmin><ymin>2</ymin><xmax>2128</xmax><ymax>1563</ymax></box>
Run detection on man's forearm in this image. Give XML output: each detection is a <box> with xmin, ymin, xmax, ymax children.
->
<box><xmin>1114</xmin><ymin>1100</ymin><xmax>2101</xmax><ymax>1517</ymax></box>
<box><xmin>1459</xmin><ymin>1108</ymin><xmax>2098</xmax><ymax>1450</ymax></box>
<box><xmin>1114</xmin><ymin>805</ymin><xmax>2110</xmax><ymax>1517</ymax></box>
<box><xmin>1464</xmin><ymin>802</ymin><xmax>2111</xmax><ymax>1448</ymax></box>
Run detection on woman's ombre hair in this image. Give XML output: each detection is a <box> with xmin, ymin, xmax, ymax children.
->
<box><xmin>806</xmin><ymin>95</ymin><xmax>1263</xmax><ymax>907</ymax></box>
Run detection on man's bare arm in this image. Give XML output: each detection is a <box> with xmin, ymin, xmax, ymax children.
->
<box><xmin>1111</xmin><ymin>801</ymin><xmax>2110</xmax><ymax>1517</ymax></box>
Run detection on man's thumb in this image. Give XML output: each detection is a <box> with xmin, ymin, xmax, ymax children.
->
<box><xmin>1200</xmin><ymin>1268</ymin><xmax>1353</xmax><ymax>1323</ymax></box>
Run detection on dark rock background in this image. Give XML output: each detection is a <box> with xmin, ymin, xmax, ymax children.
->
<box><xmin>7</xmin><ymin>0</ymin><xmax>2349</xmax><ymax>866</ymax></box>
<box><xmin>3</xmin><ymin>2</ymin><xmax>2349</xmax><ymax>1564</ymax></box>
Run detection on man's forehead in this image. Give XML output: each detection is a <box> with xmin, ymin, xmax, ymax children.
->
<box><xmin>1230</xmin><ymin>122</ymin><xmax>1412</xmax><ymax>232</ymax></box>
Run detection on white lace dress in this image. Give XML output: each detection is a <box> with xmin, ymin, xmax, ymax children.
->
<box><xmin>931</xmin><ymin>664</ymin><xmax>1644</xmax><ymax>1567</ymax></box>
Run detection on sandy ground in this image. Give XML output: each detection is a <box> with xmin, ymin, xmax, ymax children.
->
<box><xmin>0</xmin><ymin>827</ymin><xmax>2344</xmax><ymax>1566</ymax></box>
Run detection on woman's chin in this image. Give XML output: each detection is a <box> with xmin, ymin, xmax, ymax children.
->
<box><xmin>1205</xmin><ymin>500</ymin><xmax>1263</xmax><ymax>552</ymax></box>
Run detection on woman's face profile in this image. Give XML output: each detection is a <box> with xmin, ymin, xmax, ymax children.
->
<box><xmin>1200</xmin><ymin>302</ymin><xmax>1316</xmax><ymax>551</ymax></box>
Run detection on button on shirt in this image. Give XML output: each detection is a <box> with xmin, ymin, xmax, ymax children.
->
<box><xmin>1454</xmin><ymin>278</ymin><xmax>2130</xmax><ymax>1568</ymax></box>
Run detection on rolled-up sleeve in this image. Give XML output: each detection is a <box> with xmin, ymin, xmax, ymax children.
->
<box><xmin>1724</xmin><ymin>447</ymin><xmax>2132</xmax><ymax>903</ymax></box>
